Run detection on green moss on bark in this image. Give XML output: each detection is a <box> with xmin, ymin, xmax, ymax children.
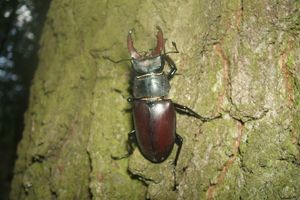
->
<box><xmin>10</xmin><ymin>0</ymin><xmax>300</xmax><ymax>199</ymax></box>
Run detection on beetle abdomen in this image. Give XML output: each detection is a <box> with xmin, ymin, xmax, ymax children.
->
<box><xmin>133</xmin><ymin>99</ymin><xmax>176</xmax><ymax>163</ymax></box>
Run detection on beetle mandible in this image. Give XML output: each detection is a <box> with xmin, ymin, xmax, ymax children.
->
<box><xmin>111</xmin><ymin>27</ymin><xmax>209</xmax><ymax>166</ymax></box>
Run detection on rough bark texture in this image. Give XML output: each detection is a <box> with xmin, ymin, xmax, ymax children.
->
<box><xmin>10</xmin><ymin>0</ymin><xmax>300</xmax><ymax>199</ymax></box>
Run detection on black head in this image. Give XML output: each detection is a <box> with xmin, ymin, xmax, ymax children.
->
<box><xmin>127</xmin><ymin>27</ymin><xmax>166</xmax><ymax>74</ymax></box>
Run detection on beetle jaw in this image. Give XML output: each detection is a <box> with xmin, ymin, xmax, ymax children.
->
<box><xmin>127</xmin><ymin>27</ymin><xmax>164</xmax><ymax>60</ymax></box>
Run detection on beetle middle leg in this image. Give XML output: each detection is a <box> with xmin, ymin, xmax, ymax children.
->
<box><xmin>111</xmin><ymin>130</ymin><xmax>136</xmax><ymax>160</ymax></box>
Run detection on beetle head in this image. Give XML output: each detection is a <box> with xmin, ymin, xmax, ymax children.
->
<box><xmin>127</xmin><ymin>26</ymin><xmax>164</xmax><ymax>60</ymax></box>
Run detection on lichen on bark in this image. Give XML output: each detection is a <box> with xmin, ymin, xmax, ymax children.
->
<box><xmin>10</xmin><ymin>0</ymin><xmax>300</xmax><ymax>199</ymax></box>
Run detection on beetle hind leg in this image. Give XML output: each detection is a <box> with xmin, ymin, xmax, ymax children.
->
<box><xmin>111</xmin><ymin>130</ymin><xmax>136</xmax><ymax>160</ymax></box>
<box><xmin>173</xmin><ymin>133</ymin><xmax>183</xmax><ymax>166</ymax></box>
<box><xmin>174</xmin><ymin>102</ymin><xmax>222</xmax><ymax>122</ymax></box>
<box><xmin>172</xmin><ymin>133</ymin><xmax>183</xmax><ymax>191</ymax></box>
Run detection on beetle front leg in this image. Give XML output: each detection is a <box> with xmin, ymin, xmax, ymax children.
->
<box><xmin>165</xmin><ymin>42</ymin><xmax>179</xmax><ymax>80</ymax></box>
<box><xmin>111</xmin><ymin>130</ymin><xmax>136</xmax><ymax>160</ymax></box>
<box><xmin>165</xmin><ymin>55</ymin><xmax>177</xmax><ymax>80</ymax></box>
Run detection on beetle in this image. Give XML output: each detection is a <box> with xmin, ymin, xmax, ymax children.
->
<box><xmin>111</xmin><ymin>27</ymin><xmax>210</xmax><ymax>166</ymax></box>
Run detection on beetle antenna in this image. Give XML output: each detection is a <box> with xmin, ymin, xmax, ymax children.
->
<box><xmin>164</xmin><ymin>41</ymin><xmax>179</xmax><ymax>55</ymax></box>
<box><xmin>103</xmin><ymin>56</ymin><xmax>132</xmax><ymax>63</ymax></box>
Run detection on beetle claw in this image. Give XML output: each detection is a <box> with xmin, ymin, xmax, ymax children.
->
<box><xmin>127</xmin><ymin>29</ymin><xmax>141</xmax><ymax>59</ymax></box>
<box><xmin>151</xmin><ymin>26</ymin><xmax>164</xmax><ymax>56</ymax></box>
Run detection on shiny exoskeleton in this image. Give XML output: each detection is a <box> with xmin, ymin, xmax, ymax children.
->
<box><xmin>113</xmin><ymin>27</ymin><xmax>206</xmax><ymax>166</ymax></box>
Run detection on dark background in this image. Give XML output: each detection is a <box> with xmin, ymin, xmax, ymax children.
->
<box><xmin>0</xmin><ymin>0</ymin><xmax>50</xmax><ymax>199</ymax></box>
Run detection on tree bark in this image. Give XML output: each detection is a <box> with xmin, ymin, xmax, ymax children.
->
<box><xmin>10</xmin><ymin>0</ymin><xmax>300</xmax><ymax>199</ymax></box>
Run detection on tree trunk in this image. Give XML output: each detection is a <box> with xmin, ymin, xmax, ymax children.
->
<box><xmin>10</xmin><ymin>0</ymin><xmax>300</xmax><ymax>199</ymax></box>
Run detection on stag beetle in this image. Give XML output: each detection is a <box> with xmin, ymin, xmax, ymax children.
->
<box><xmin>110</xmin><ymin>27</ymin><xmax>209</xmax><ymax>166</ymax></box>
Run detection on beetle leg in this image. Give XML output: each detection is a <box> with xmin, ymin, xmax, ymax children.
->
<box><xmin>174</xmin><ymin>103</ymin><xmax>222</xmax><ymax>122</ymax></box>
<box><xmin>111</xmin><ymin>130</ymin><xmax>136</xmax><ymax>160</ymax></box>
<box><xmin>172</xmin><ymin>133</ymin><xmax>183</xmax><ymax>191</ymax></box>
<box><xmin>173</xmin><ymin>133</ymin><xmax>183</xmax><ymax>166</ymax></box>
<box><xmin>173</xmin><ymin>103</ymin><xmax>203</xmax><ymax>119</ymax></box>
<box><xmin>174</xmin><ymin>103</ymin><xmax>210</xmax><ymax>121</ymax></box>
<box><xmin>165</xmin><ymin>55</ymin><xmax>177</xmax><ymax>80</ymax></box>
<box><xmin>164</xmin><ymin>42</ymin><xmax>179</xmax><ymax>80</ymax></box>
